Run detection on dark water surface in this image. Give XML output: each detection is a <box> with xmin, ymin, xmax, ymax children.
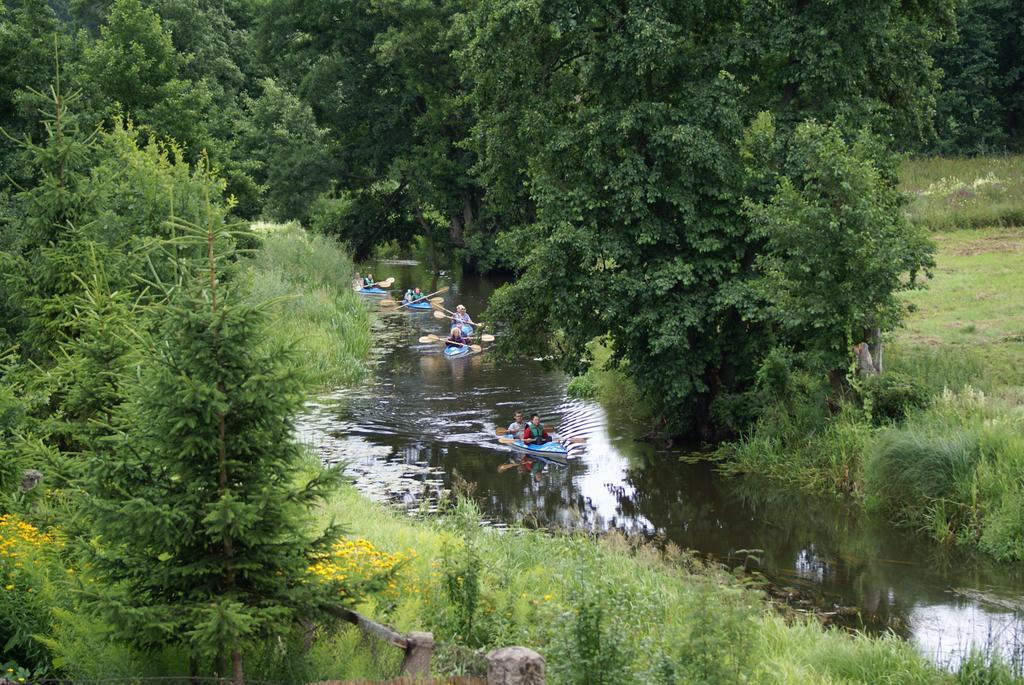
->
<box><xmin>298</xmin><ymin>261</ymin><xmax>1024</xmax><ymax>671</ymax></box>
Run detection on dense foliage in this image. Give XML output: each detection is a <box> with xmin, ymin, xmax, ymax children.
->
<box><xmin>1</xmin><ymin>0</ymin><xmax>1023</xmax><ymax>676</ymax></box>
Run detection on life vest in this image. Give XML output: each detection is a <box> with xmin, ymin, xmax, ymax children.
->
<box><xmin>525</xmin><ymin>423</ymin><xmax>544</xmax><ymax>440</ymax></box>
<box><xmin>404</xmin><ymin>289</ymin><xmax>416</xmax><ymax>301</ymax></box>
<box><xmin>364</xmin><ymin>277</ymin><xmax>374</xmax><ymax>287</ymax></box>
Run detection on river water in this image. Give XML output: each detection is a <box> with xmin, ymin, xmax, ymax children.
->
<box><xmin>298</xmin><ymin>261</ymin><xmax>1024</xmax><ymax>671</ymax></box>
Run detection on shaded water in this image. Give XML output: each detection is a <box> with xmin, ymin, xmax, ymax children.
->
<box><xmin>298</xmin><ymin>261</ymin><xmax>1024</xmax><ymax>671</ymax></box>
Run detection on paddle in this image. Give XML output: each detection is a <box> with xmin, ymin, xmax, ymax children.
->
<box><xmin>380</xmin><ymin>286</ymin><xmax>449</xmax><ymax>308</ymax></box>
<box><xmin>433</xmin><ymin>309</ymin><xmax>482</xmax><ymax>330</ymax></box>
<box><xmin>417</xmin><ymin>335</ymin><xmax>482</xmax><ymax>353</ymax></box>
<box><xmin>495</xmin><ymin>427</ymin><xmax>585</xmax><ymax>444</ymax></box>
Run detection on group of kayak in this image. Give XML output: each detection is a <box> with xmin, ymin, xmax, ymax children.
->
<box><xmin>353</xmin><ymin>271</ymin><xmax>581</xmax><ymax>474</ymax></box>
<box><xmin>352</xmin><ymin>272</ymin><xmax>483</xmax><ymax>357</ymax></box>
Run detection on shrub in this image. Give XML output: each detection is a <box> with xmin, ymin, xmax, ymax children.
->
<box><xmin>0</xmin><ymin>515</ymin><xmax>66</xmax><ymax>675</ymax></box>
<box><xmin>566</xmin><ymin>371</ymin><xmax>597</xmax><ymax>399</ymax></box>
<box><xmin>861</xmin><ymin>371</ymin><xmax>930</xmax><ymax>423</ymax></box>
<box><xmin>309</xmin><ymin>538</ymin><xmax>413</xmax><ymax>609</ymax></box>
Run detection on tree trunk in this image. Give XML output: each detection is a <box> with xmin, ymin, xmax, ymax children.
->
<box><xmin>449</xmin><ymin>213</ymin><xmax>464</xmax><ymax>247</ymax></box>
<box><xmin>231</xmin><ymin>649</ymin><xmax>244</xmax><ymax>685</ymax></box>
<box><xmin>867</xmin><ymin>327</ymin><xmax>883</xmax><ymax>374</ymax></box>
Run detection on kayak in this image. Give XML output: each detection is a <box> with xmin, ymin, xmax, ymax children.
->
<box><xmin>358</xmin><ymin>287</ymin><xmax>388</xmax><ymax>295</ymax></box>
<box><xmin>443</xmin><ymin>344</ymin><xmax>472</xmax><ymax>358</ymax></box>
<box><xmin>505</xmin><ymin>439</ymin><xmax>571</xmax><ymax>465</ymax></box>
<box><xmin>405</xmin><ymin>299</ymin><xmax>432</xmax><ymax>310</ymax></box>
<box><xmin>459</xmin><ymin>323</ymin><xmax>474</xmax><ymax>336</ymax></box>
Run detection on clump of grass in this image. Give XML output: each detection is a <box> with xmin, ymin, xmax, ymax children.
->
<box><xmin>901</xmin><ymin>155</ymin><xmax>1024</xmax><ymax>231</ymax></box>
<box><xmin>243</xmin><ymin>223</ymin><xmax>371</xmax><ymax>388</ymax></box>
<box><xmin>863</xmin><ymin>387</ymin><xmax>1024</xmax><ymax>558</ymax></box>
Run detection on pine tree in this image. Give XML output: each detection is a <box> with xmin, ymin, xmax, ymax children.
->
<box><xmin>81</xmin><ymin>184</ymin><xmax>343</xmax><ymax>682</ymax></box>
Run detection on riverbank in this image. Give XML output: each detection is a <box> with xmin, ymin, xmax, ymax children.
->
<box><xmin>718</xmin><ymin>219</ymin><xmax>1024</xmax><ymax>561</ymax></box>
<box><xmin>298</xmin><ymin>479</ymin><xmax>1012</xmax><ymax>684</ymax></box>
<box><xmin>243</xmin><ymin>223</ymin><xmax>372</xmax><ymax>387</ymax></box>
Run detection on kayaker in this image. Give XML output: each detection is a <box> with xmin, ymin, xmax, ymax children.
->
<box><xmin>453</xmin><ymin>304</ymin><xmax>474</xmax><ymax>327</ymax></box>
<box><xmin>446</xmin><ymin>326</ymin><xmax>469</xmax><ymax>347</ymax></box>
<box><xmin>522</xmin><ymin>414</ymin><xmax>550</xmax><ymax>445</ymax></box>
<box><xmin>352</xmin><ymin>272</ymin><xmax>363</xmax><ymax>290</ymax></box>
<box><xmin>404</xmin><ymin>286</ymin><xmax>424</xmax><ymax>304</ymax></box>
<box><xmin>363</xmin><ymin>273</ymin><xmax>376</xmax><ymax>288</ymax></box>
<box><xmin>507</xmin><ymin>410</ymin><xmax>527</xmax><ymax>440</ymax></box>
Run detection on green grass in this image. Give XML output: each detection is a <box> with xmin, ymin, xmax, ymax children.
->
<box><xmin>897</xmin><ymin>227</ymin><xmax>1024</xmax><ymax>349</ymax></box>
<box><xmin>310</xmin><ymin>483</ymin><xmax>954</xmax><ymax>685</ymax></box>
<box><xmin>901</xmin><ymin>155</ymin><xmax>1024</xmax><ymax>232</ymax></box>
<box><xmin>243</xmin><ymin>222</ymin><xmax>372</xmax><ymax>388</ymax></box>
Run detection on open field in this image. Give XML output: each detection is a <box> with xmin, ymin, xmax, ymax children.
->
<box><xmin>901</xmin><ymin>155</ymin><xmax>1024</xmax><ymax>231</ymax></box>
<box><xmin>891</xmin><ymin>225</ymin><xmax>1024</xmax><ymax>399</ymax></box>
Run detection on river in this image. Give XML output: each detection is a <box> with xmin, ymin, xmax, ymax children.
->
<box><xmin>297</xmin><ymin>260</ymin><xmax>1024</xmax><ymax>672</ymax></box>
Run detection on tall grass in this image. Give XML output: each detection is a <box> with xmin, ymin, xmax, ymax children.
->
<box><xmin>243</xmin><ymin>223</ymin><xmax>371</xmax><ymax>388</ymax></box>
<box><xmin>307</xmin><ymin>481</ymin><xmax>965</xmax><ymax>684</ymax></box>
<box><xmin>901</xmin><ymin>155</ymin><xmax>1024</xmax><ymax>231</ymax></box>
<box><xmin>862</xmin><ymin>388</ymin><xmax>1024</xmax><ymax>559</ymax></box>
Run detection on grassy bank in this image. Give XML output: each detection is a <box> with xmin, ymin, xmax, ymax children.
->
<box><xmin>244</xmin><ymin>222</ymin><xmax>372</xmax><ymax>387</ymax></box>
<box><xmin>901</xmin><ymin>155</ymin><xmax>1024</xmax><ymax>231</ymax></box>
<box><xmin>14</xmin><ymin>477</ymin><xmax>1015</xmax><ymax>683</ymax></box>
<box><xmin>295</xmin><ymin>486</ymin><xmax>928</xmax><ymax>683</ymax></box>
<box><xmin>302</xmin><ymin>484</ymin><xmax>1014</xmax><ymax>684</ymax></box>
<box><xmin>721</xmin><ymin>220</ymin><xmax>1024</xmax><ymax>561</ymax></box>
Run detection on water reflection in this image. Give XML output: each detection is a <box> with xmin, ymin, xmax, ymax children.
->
<box><xmin>296</xmin><ymin>258</ymin><xmax>1024</xmax><ymax>670</ymax></box>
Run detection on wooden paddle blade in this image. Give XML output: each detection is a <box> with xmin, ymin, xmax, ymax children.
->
<box><xmin>480</xmin><ymin>334</ymin><xmax>495</xmax><ymax>342</ymax></box>
<box><xmin>379</xmin><ymin>299</ymin><xmax>398</xmax><ymax>306</ymax></box>
<box><xmin>417</xmin><ymin>335</ymin><xmax>439</xmax><ymax>344</ymax></box>
<box><xmin>494</xmin><ymin>427</ymin><xmax>508</xmax><ymax>436</ymax></box>
<box><xmin>380</xmin><ymin>277</ymin><xmax>395</xmax><ymax>286</ymax></box>
<box><xmin>471</xmin><ymin>345</ymin><xmax>482</xmax><ymax>352</ymax></box>
<box><xmin>498</xmin><ymin>463</ymin><xmax>519</xmax><ymax>473</ymax></box>
<box><xmin>497</xmin><ymin>437</ymin><xmax>515</xmax><ymax>445</ymax></box>
<box><xmin>429</xmin><ymin>297</ymin><xmax>445</xmax><ymax>304</ymax></box>
<box><xmin>433</xmin><ymin>310</ymin><xmax>448</xmax><ymax>319</ymax></box>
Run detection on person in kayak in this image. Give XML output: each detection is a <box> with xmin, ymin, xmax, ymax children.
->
<box><xmin>522</xmin><ymin>414</ymin><xmax>551</xmax><ymax>445</ymax></box>
<box><xmin>363</xmin><ymin>273</ymin><xmax>376</xmax><ymax>288</ymax></box>
<box><xmin>507</xmin><ymin>410</ymin><xmax>527</xmax><ymax>440</ymax></box>
<box><xmin>453</xmin><ymin>304</ymin><xmax>474</xmax><ymax>327</ymax></box>
<box><xmin>404</xmin><ymin>286</ymin><xmax>424</xmax><ymax>304</ymax></box>
<box><xmin>352</xmin><ymin>272</ymin><xmax>363</xmax><ymax>290</ymax></box>
<box><xmin>445</xmin><ymin>326</ymin><xmax>469</xmax><ymax>347</ymax></box>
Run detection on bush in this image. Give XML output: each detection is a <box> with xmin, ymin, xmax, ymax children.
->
<box><xmin>861</xmin><ymin>371</ymin><xmax>930</xmax><ymax>423</ymax></box>
<box><xmin>0</xmin><ymin>515</ymin><xmax>66</xmax><ymax>675</ymax></box>
<box><xmin>566</xmin><ymin>371</ymin><xmax>598</xmax><ymax>399</ymax></box>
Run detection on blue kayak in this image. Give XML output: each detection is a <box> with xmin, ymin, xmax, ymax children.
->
<box><xmin>443</xmin><ymin>344</ymin><xmax>472</xmax><ymax>358</ymax></box>
<box><xmin>404</xmin><ymin>299</ymin><xmax>432</xmax><ymax>310</ymax></box>
<box><xmin>506</xmin><ymin>439</ymin><xmax>570</xmax><ymax>465</ymax></box>
<box><xmin>459</xmin><ymin>323</ymin><xmax>474</xmax><ymax>336</ymax></box>
<box><xmin>358</xmin><ymin>287</ymin><xmax>388</xmax><ymax>295</ymax></box>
